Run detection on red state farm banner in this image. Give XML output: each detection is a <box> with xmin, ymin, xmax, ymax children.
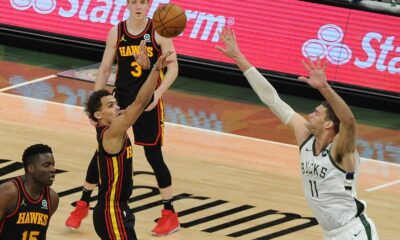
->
<box><xmin>2</xmin><ymin>0</ymin><xmax>399</xmax><ymax>93</ymax></box>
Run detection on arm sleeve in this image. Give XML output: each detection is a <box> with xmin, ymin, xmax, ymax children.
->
<box><xmin>243</xmin><ymin>67</ymin><xmax>295</xmax><ymax>125</ymax></box>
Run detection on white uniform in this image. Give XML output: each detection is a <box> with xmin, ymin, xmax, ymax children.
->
<box><xmin>300</xmin><ymin>135</ymin><xmax>379</xmax><ymax>240</ymax></box>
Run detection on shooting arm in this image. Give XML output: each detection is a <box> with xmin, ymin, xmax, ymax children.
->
<box><xmin>110</xmin><ymin>66</ymin><xmax>160</xmax><ymax>135</ymax></box>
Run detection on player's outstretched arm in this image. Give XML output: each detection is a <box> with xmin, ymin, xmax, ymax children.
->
<box><xmin>215</xmin><ymin>27</ymin><xmax>251</xmax><ymax>72</ymax></box>
<box><xmin>145</xmin><ymin>34</ymin><xmax>178</xmax><ymax>111</ymax></box>
<box><xmin>216</xmin><ymin>27</ymin><xmax>310</xmax><ymax>145</ymax></box>
<box><xmin>107</xmin><ymin>51</ymin><xmax>173</xmax><ymax>138</ymax></box>
<box><xmin>299</xmin><ymin>59</ymin><xmax>356</xmax><ymax>171</ymax></box>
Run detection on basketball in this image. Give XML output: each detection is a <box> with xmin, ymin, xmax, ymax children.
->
<box><xmin>152</xmin><ymin>3</ymin><xmax>187</xmax><ymax>38</ymax></box>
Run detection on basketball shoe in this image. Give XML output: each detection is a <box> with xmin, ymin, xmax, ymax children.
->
<box><xmin>65</xmin><ymin>200</ymin><xmax>89</xmax><ymax>230</ymax></box>
<box><xmin>151</xmin><ymin>209</ymin><xmax>180</xmax><ymax>236</ymax></box>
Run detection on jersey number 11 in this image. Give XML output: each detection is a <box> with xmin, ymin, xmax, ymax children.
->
<box><xmin>309</xmin><ymin>180</ymin><xmax>319</xmax><ymax>198</ymax></box>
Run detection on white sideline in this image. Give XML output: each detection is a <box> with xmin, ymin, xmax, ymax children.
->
<box><xmin>0</xmin><ymin>75</ymin><xmax>56</xmax><ymax>92</ymax></box>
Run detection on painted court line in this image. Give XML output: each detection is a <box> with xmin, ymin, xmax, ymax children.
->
<box><xmin>366</xmin><ymin>179</ymin><xmax>400</xmax><ymax>192</ymax></box>
<box><xmin>0</xmin><ymin>75</ymin><xmax>56</xmax><ymax>92</ymax></box>
<box><xmin>1</xmin><ymin>91</ymin><xmax>399</xmax><ymax>169</ymax></box>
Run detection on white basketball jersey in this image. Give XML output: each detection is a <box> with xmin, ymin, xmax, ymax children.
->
<box><xmin>299</xmin><ymin>135</ymin><xmax>364</xmax><ymax>232</ymax></box>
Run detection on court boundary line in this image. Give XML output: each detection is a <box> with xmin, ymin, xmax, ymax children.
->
<box><xmin>366</xmin><ymin>179</ymin><xmax>400</xmax><ymax>192</ymax></box>
<box><xmin>0</xmin><ymin>75</ymin><xmax>57</xmax><ymax>92</ymax></box>
<box><xmin>0</xmin><ymin>91</ymin><xmax>399</xmax><ymax>168</ymax></box>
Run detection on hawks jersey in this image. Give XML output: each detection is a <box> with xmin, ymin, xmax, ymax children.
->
<box><xmin>299</xmin><ymin>135</ymin><xmax>364</xmax><ymax>232</ymax></box>
<box><xmin>115</xmin><ymin>18</ymin><xmax>163</xmax><ymax>106</ymax></box>
<box><xmin>96</xmin><ymin>126</ymin><xmax>133</xmax><ymax>203</ymax></box>
<box><xmin>0</xmin><ymin>177</ymin><xmax>52</xmax><ymax>240</ymax></box>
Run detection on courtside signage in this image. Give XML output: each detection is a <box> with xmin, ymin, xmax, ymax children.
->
<box><xmin>2</xmin><ymin>0</ymin><xmax>399</xmax><ymax>93</ymax></box>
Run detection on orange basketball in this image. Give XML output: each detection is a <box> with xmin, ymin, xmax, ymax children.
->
<box><xmin>152</xmin><ymin>3</ymin><xmax>187</xmax><ymax>38</ymax></box>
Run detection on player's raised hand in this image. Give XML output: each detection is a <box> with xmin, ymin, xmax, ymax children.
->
<box><xmin>298</xmin><ymin>58</ymin><xmax>329</xmax><ymax>90</ymax></box>
<box><xmin>145</xmin><ymin>51</ymin><xmax>173</xmax><ymax>111</ymax></box>
<box><xmin>215</xmin><ymin>27</ymin><xmax>242</xmax><ymax>59</ymax></box>
<box><xmin>154</xmin><ymin>51</ymin><xmax>173</xmax><ymax>71</ymax></box>
<box><xmin>133</xmin><ymin>40</ymin><xmax>151</xmax><ymax>70</ymax></box>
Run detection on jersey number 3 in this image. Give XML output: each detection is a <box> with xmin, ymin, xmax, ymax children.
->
<box><xmin>131</xmin><ymin>61</ymin><xmax>142</xmax><ymax>78</ymax></box>
<box><xmin>22</xmin><ymin>230</ymin><xmax>40</xmax><ymax>240</ymax></box>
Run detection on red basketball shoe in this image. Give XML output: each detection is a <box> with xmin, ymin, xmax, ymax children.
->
<box><xmin>151</xmin><ymin>209</ymin><xmax>180</xmax><ymax>236</ymax></box>
<box><xmin>65</xmin><ymin>200</ymin><xmax>89</xmax><ymax>230</ymax></box>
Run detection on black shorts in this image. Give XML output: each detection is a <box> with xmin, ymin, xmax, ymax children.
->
<box><xmin>93</xmin><ymin>201</ymin><xmax>136</xmax><ymax>240</ymax></box>
<box><xmin>114</xmin><ymin>90</ymin><xmax>164</xmax><ymax>146</ymax></box>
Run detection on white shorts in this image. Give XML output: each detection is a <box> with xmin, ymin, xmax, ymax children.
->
<box><xmin>323</xmin><ymin>214</ymin><xmax>379</xmax><ymax>240</ymax></box>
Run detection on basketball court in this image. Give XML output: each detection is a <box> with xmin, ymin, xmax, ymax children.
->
<box><xmin>1</xmin><ymin>47</ymin><xmax>400</xmax><ymax>239</ymax></box>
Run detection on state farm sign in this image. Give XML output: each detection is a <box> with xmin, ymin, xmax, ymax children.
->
<box><xmin>2</xmin><ymin>0</ymin><xmax>399</xmax><ymax>93</ymax></box>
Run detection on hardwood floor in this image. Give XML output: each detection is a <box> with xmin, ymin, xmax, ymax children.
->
<box><xmin>0</xmin><ymin>93</ymin><xmax>399</xmax><ymax>239</ymax></box>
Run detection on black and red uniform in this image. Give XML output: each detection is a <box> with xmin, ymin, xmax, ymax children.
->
<box><xmin>93</xmin><ymin>126</ymin><xmax>136</xmax><ymax>240</ymax></box>
<box><xmin>0</xmin><ymin>177</ymin><xmax>52</xmax><ymax>240</ymax></box>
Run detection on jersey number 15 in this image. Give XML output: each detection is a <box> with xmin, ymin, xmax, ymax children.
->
<box><xmin>22</xmin><ymin>230</ymin><xmax>40</xmax><ymax>240</ymax></box>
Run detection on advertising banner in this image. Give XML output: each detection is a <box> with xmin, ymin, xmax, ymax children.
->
<box><xmin>2</xmin><ymin>0</ymin><xmax>399</xmax><ymax>93</ymax></box>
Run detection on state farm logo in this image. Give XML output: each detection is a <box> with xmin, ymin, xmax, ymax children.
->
<box><xmin>11</xmin><ymin>0</ymin><xmax>55</xmax><ymax>14</ymax></box>
<box><xmin>8</xmin><ymin>0</ymin><xmax>230</xmax><ymax>43</ymax></box>
<box><xmin>303</xmin><ymin>24</ymin><xmax>400</xmax><ymax>75</ymax></box>
<box><xmin>302</xmin><ymin>24</ymin><xmax>352</xmax><ymax>65</ymax></box>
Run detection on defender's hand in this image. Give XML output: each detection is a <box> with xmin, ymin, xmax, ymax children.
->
<box><xmin>215</xmin><ymin>27</ymin><xmax>242</xmax><ymax>60</ymax></box>
<box><xmin>298</xmin><ymin>58</ymin><xmax>329</xmax><ymax>90</ymax></box>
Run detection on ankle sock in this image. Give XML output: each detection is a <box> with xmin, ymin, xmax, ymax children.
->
<box><xmin>162</xmin><ymin>199</ymin><xmax>175</xmax><ymax>212</ymax></box>
<box><xmin>80</xmin><ymin>187</ymin><xmax>93</xmax><ymax>204</ymax></box>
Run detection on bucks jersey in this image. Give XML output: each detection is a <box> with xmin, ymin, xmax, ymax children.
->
<box><xmin>115</xmin><ymin>18</ymin><xmax>162</xmax><ymax>109</ymax></box>
<box><xmin>96</xmin><ymin>126</ymin><xmax>133</xmax><ymax>202</ymax></box>
<box><xmin>299</xmin><ymin>135</ymin><xmax>364</xmax><ymax>231</ymax></box>
<box><xmin>0</xmin><ymin>177</ymin><xmax>52</xmax><ymax>240</ymax></box>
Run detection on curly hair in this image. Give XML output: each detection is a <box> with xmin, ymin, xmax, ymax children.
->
<box><xmin>22</xmin><ymin>144</ymin><xmax>53</xmax><ymax>171</ymax></box>
<box><xmin>85</xmin><ymin>89</ymin><xmax>112</xmax><ymax>122</ymax></box>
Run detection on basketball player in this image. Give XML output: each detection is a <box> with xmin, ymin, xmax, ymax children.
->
<box><xmin>0</xmin><ymin>144</ymin><xmax>59</xmax><ymax>240</ymax></box>
<box><xmin>84</xmin><ymin>52</ymin><xmax>171</xmax><ymax>239</ymax></box>
<box><xmin>216</xmin><ymin>27</ymin><xmax>379</xmax><ymax>240</ymax></box>
<box><xmin>65</xmin><ymin>0</ymin><xmax>180</xmax><ymax>236</ymax></box>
